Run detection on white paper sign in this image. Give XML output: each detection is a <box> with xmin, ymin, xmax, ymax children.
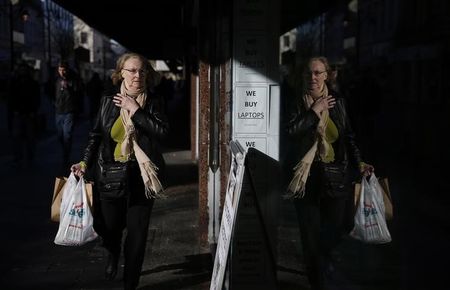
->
<box><xmin>234</xmin><ymin>86</ymin><xmax>267</xmax><ymax>134</ymax></box>
<box><xmin>235</xmin><ymin>137</ymin><xmax>266</xmax><ymax>153</ymax></box>
<box><xmin>210</xmin><ymin>150</ymin><xmax>245</xmax><ymax>290</ymax></box>
<box><xmin>235</xmin><ymin>34</ymin><xmax>267</xmax><ymax>83</ymax></box>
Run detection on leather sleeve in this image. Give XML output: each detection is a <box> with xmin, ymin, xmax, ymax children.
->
<box><xmin>340</xmin><ymin>98</ymin><xmax>362</xmax><ymax>167</ymax></box>
<box><xmin>81</xmin><ymin>96</ymin><xmax>105</xmax><ymax>167</ymax></box>
<box><xmin>131</xmin><ymin>96</ymin><xmax>169</xmax><ymax>140</ymax></box>
<box><xmin>285</xmin><ymin>102</ymin><xmax>320</xmax><ymax>138</ymax></box>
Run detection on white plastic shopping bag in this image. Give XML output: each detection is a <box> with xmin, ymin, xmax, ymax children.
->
<box><xmin>350</xmin><ymin>173</ymin><xmax>391</xmax><ymax>244</ymax></box>
<box><xmin>54</xmin><ymin>173</ymin><xmax>98</xmax><ymax>246</ymax></box>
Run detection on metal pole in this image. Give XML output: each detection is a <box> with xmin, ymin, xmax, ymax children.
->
<box><xmin>206</xmin><ymin>0</ymin><xmax>222</xmax><ymax>258</ymax></box>
<box><xmin>209</xmin><ymin>64</ymin><xmax>220</xmax><ymax>174</ymax></box>
<box><xmin>356</xmin><ymin>0</ymin><xmax>360</xmax><ymax>68</ymax></box>
<box><xmin>9</xmin><ymin>0</ymin><xmax>14</xmax><ymax>71</ymax></box>
<box><xmin>46</xmin><ymin>0</ymin><xmax>51</xmax><ymax>72</ymax></box>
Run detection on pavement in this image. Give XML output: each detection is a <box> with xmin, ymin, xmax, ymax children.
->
<box><xmin>0</xmin><ymin>100</ymin><xmax>448</xmax><ymax>290</ymax></box>
<box><xmin>0</xmin><ymin>103</ymin><xmax>211</xmax><ymax>290</ymax></box>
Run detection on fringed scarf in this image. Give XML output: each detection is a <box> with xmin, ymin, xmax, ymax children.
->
<box><xmin>119</xmin><ymin>82</ymin><xmax>163</xmax><ymax>198</ymax></box>
<box><xmin>286</xmin><ymin>84</ymin><xmax>335</xmax><ymax>198</ymax></box>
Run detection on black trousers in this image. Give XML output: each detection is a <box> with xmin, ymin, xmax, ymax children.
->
<box><xmin>292</xmin><ymin>162</ymin><xmax>348</xmax><ymax>290</ymax></box>
<box><xmin>99</xmin><ymin>162</ymin><xmax>154</xmax><ymax>290</ymax></box>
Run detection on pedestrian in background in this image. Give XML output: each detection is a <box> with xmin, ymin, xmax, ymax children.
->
<box><xmin>283</xmin><ymin>56</ymin><xmax>373</xmax><ymax>290</ymax></box>
<box><xmin>70</xmin><ymin>52</ymin><xmax>168</xmax><ymax>290</ymax></box>
<box><xmin>8</xmin><ymin>62</ymin><xmax>40</xmax><ymax>166</ymax></box>
<box><xmin>52</xmin><ymin>61</ymin><xmax>82</xmax><ymax>171</ymax></box>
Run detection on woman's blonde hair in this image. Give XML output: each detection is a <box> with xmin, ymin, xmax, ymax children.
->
<box><xmin>111</xmin><ymin>52</ymin><xmax>161</xmax><ymax>88</ymax></box>
<box><xmin>308</xmin><ymin>56</ymin><xmax>331</xmax><ymax>74</ymax></box>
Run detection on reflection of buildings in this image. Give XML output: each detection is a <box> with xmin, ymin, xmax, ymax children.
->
<box><xmin>279</xmin><ymin>29</ymin><xmax>296</xmax><ymax>65</ymax></box>
<box><xmin>74</xmin><ymin>16</ymin><xmax>126</xmax><ymax>82</ymax></box>
<box><xmin>0</xmin><ymin>0</ymin><xmax>45</xmax><ymax>82</ymax></box>
<box><xmin>0</xmin><ymin>0</ymin><xmax>126</xmax><ymax>94</ymax></box>
<box><xmin>284</xmin><ymin>0</ymin><xmax>449</xmax><ymax>174</ymax></box>
<box><xmin>279</xmin><ymin>0</ymin><xmax>450</xmax><ymax>174</ymax></box>
<box><xmin>289</xmin><ymin>0</ymin><xmax>450</xmax><ymax>106</ymax></box>
<box><xmin>374</xmin><ymin>0</ymin><xmax>449</xmax><ymax>105</ymax></box>
<box><xmin>48</xmin><ymin>1</ymin><xmax>125</xmax><ymax>82</ymax></box>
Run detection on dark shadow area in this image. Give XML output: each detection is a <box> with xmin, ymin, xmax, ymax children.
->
<box><xmin>162</xmin><ymin>79</ymin><xmax>191</xmax><ymax>151</ymax></box>
<box><xmin>277</xmin><ymin>283</ymin><xmax>310</xmax><ymax>290</ymax></box>
<box><xmin>142</xmin><ymin>253</ymin><xmax>213</xmax><ymax>276</ymax></box>
<box><xmin>140</xmin><ymin>273</ymin><xmax>211</xmax><ymax>290</ymax></box>
<box><xmin>139</xmin><ymin>254</ymin><xmax>212</xmax><ymax>290</ymax></box>
<box><xmin>164</xmin><ymin>161</ymin><xmax>198</xmax><ymax>187</ymax></box>
<box><xmin>277</xmin><ymin>265</ymin><xmax>306</xmax><ymax>276</ymax></box>
<box><xmin>0</xmin><ymin>112</ymin><xmax>201</xmax><ymax>289</ymax></box>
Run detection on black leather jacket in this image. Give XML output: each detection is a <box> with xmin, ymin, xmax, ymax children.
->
<box><xmin>81</xmin><ymin>90</ymin><xmax>169</xmax><ymax>184</ymax></box>
<box><xmin>283</xmin><ymin>91</ymin><xmax>362</xmax><ymax>190</ymax></box>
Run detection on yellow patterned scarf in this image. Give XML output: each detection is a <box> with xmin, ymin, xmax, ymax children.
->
<box><xmin>286</xmin><ymin>84</ymin><xmax>335</xmax><ymax>198</ymax></box>
<box><xmin>119</xmin><ymin>82</ymin><xmax>163</xmax><ymax>198</ymax></box>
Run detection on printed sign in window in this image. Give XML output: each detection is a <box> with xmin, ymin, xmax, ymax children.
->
<box><xmin>235</xmin><ymin>35</ymin><xmax>267</xmax><ymax>82</ymax></box>
<box><xmin>234</xmin><ymin>86</ymin><xmax>267</xmax><ymax>133</ymax></box>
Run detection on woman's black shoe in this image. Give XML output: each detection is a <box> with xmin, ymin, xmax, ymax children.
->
<box><xmin>105</xmin><ymin>252</ymin><xmax>119</xmax><ymax>280</ymax></box>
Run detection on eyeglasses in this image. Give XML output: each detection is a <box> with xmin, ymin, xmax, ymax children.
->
<box><xmin>303</xmin><ymin>70</ymin><xmax>326</xmax><ymax>77</ymax></box>
<box><xmin>122</xmin><ymin>68</ymin><xmax>146</xmax><ymax>75</ymax></box>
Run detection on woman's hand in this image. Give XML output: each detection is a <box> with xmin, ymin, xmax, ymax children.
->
<box><xmin>113</xmin><ymin>93</ymin><xmax>139</xmax><ymax>115</ymax></box>
<box><xmin>70</xmin><ymin>163</ymin><xmax>85</xmax><ymax>177</ymax></box>
<box><xmin>312</xmin><ymin>95</ymin><xmax>335</xmax><ymax>116</ymax></box>
<box><xmin>359</xmin><ymin>162</ymin><xmax>374</xmax><ymax>177</ymax></box>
